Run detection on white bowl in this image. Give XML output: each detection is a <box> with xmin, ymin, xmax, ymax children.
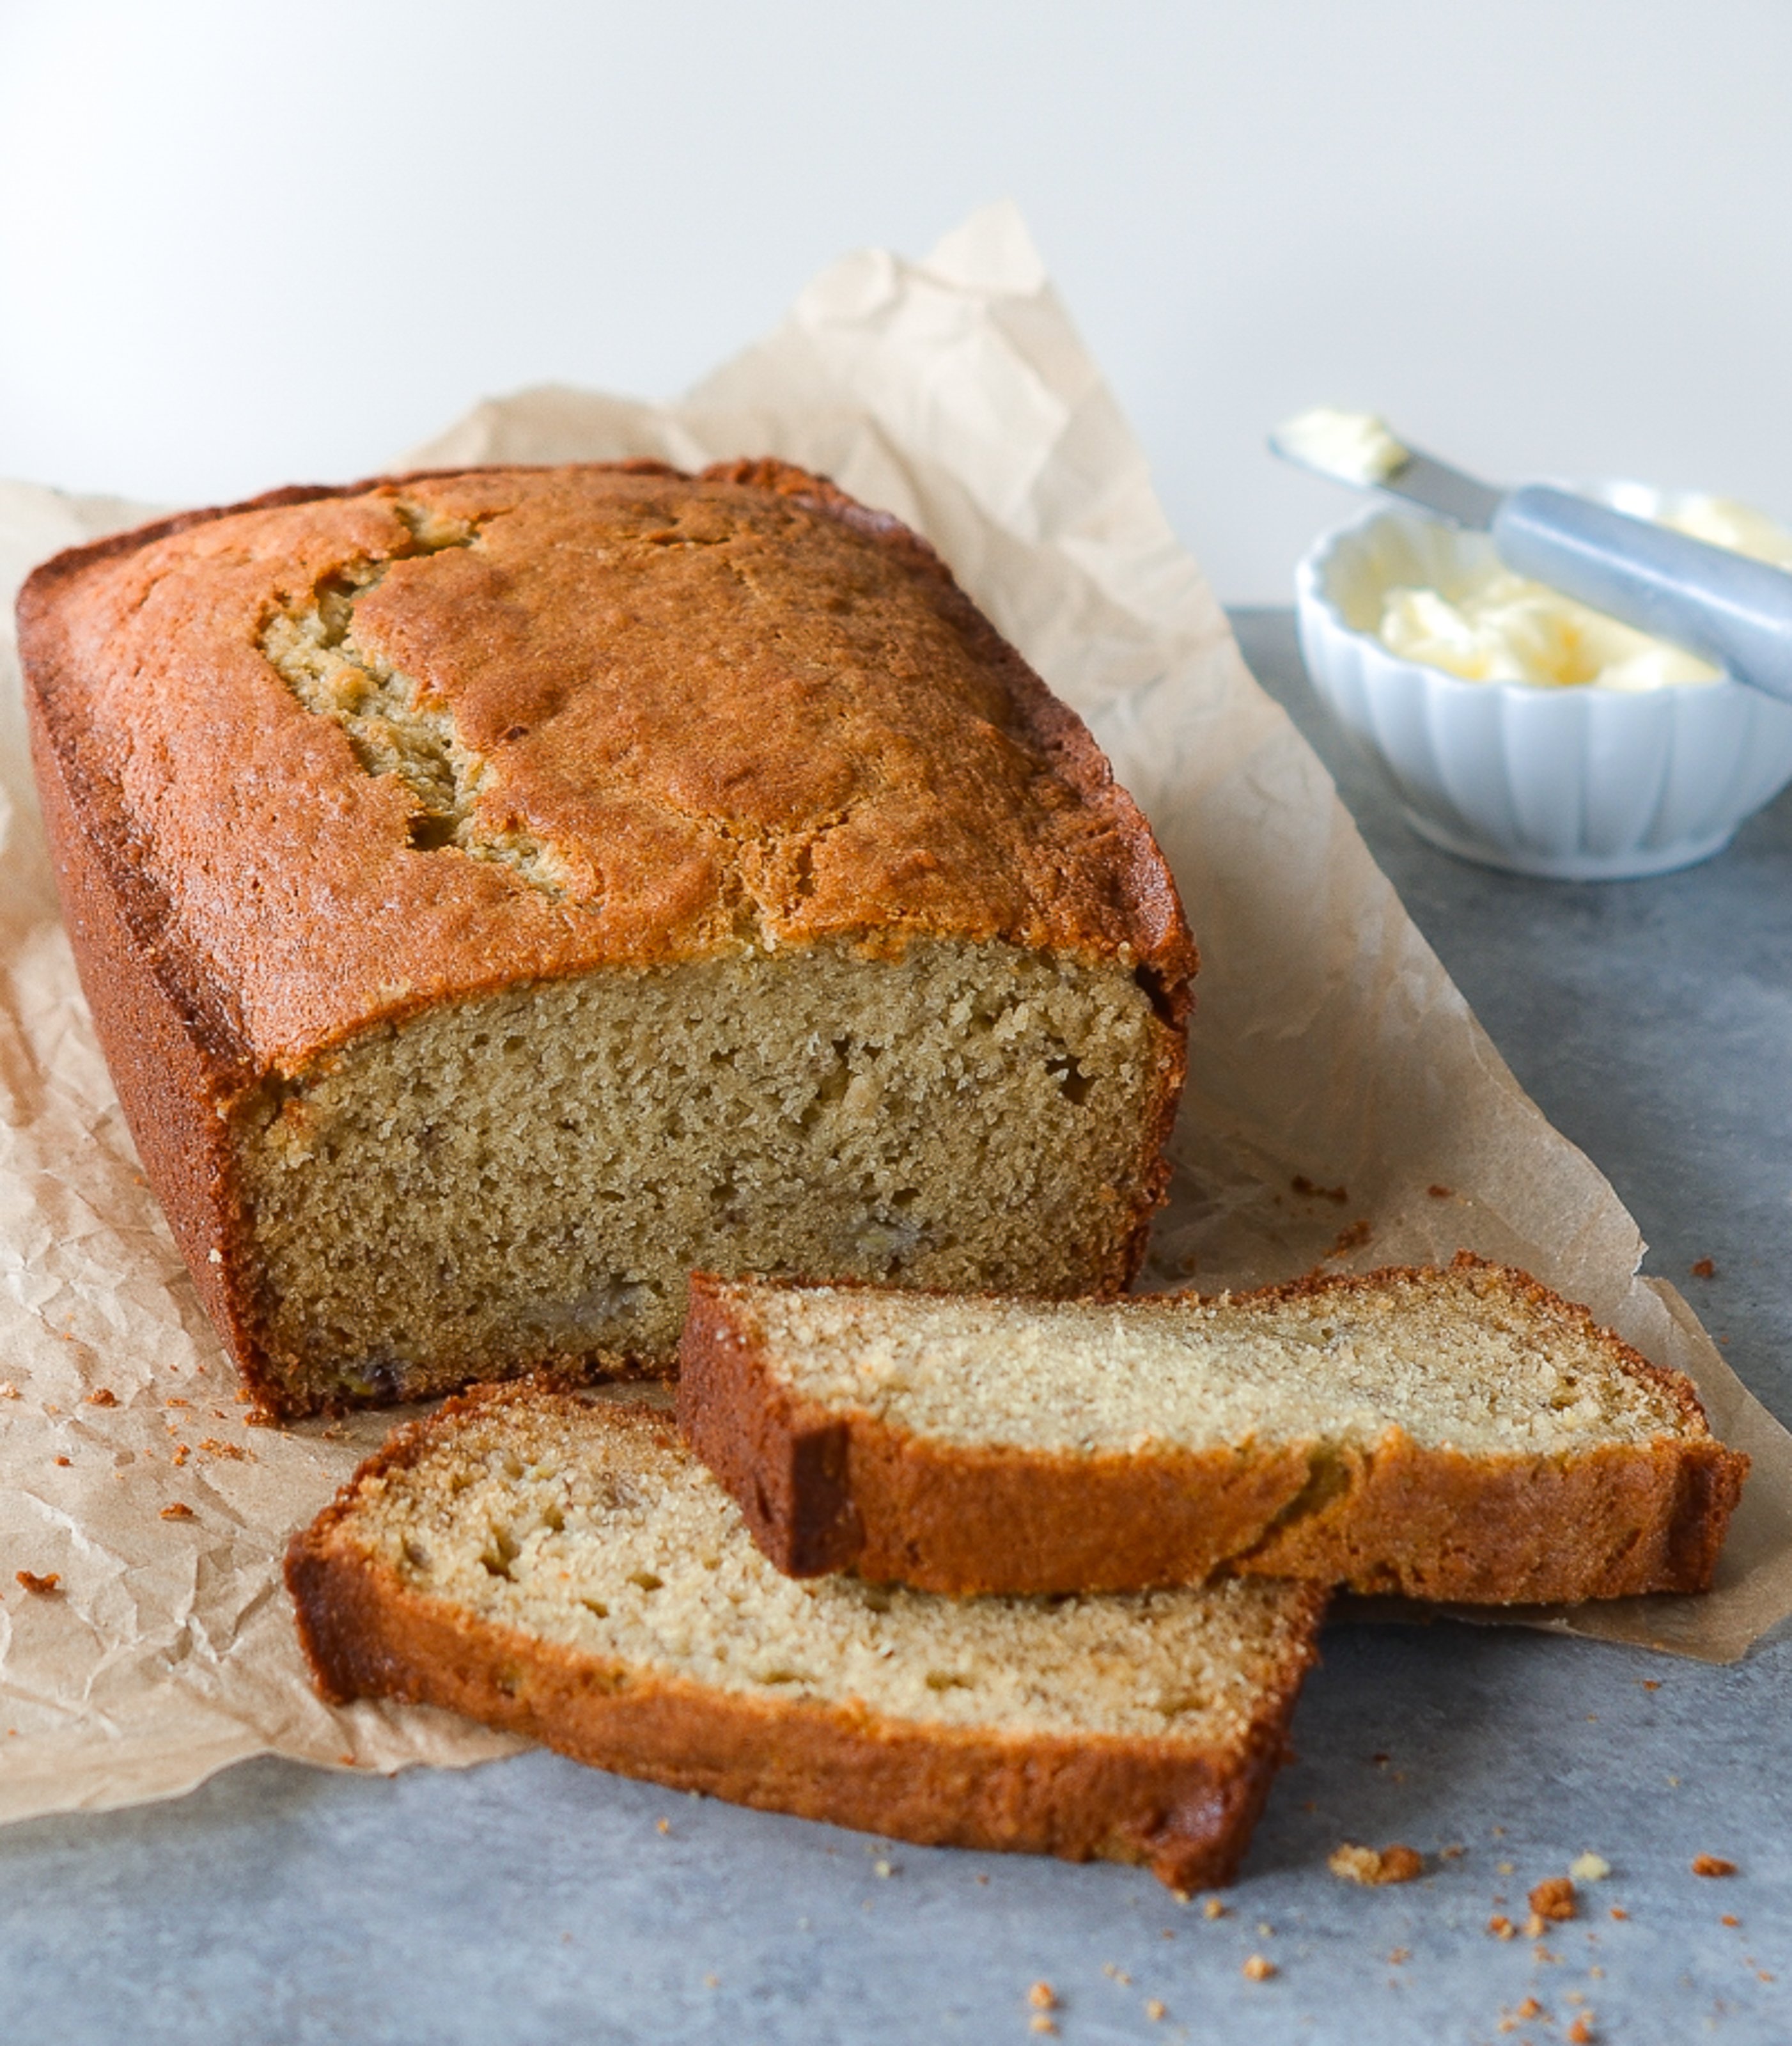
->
<box><xmin>1295</xmin><ymin>488</ymin><xmax>1792</xmax><ymax>879</ymax></box>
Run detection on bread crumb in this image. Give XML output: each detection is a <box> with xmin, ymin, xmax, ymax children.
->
<box><xmin>655</xmin><ymin>1818</ymin><xmax>669</xmax><ymax>1835</ymax></box>
<box><xmin>1487</xmin><ymin>1917</ymin><xmax>1515</xmax><ymax>1940</ymax></box>
<box><xmin>1523</xmin><ymin>1914</ymin><xmax>1546</xmax><ymax>1939</ymax></box>
<box><xmin>1516</xmin><ymin>1999</ymin><xmax>1544</xmax><ymax>2020</ymax></box>
<box><xmin>1534</xmin><ymin>1944</ymin><xmax>1561</xmax><ymax>1964</ymax></box>
<box><xmin>1388</xmin><ymin>1948</ymin><xmax>1410</xmax><ymax>1965</ymax></box>
<box><xmin>1690</xmin><ymin>1257</ymin><xmax>1717</xmax><ymax>1279</ymax></box>
<box><xmin>1203</xmin><ymin>1898</ymin><xmax>1227</xmax><ymax>1920</ymax></box>
<box><xmin>82</xmin><ymin>1388</ymin><xmax>118</xmax><ymax>1407</ymax></box>
<box><xmin>1330</xmin><ymin>1842</ymin><xmax>1422</xmax><ymax>1885</ymax></box>
<box><xmin>1641</xmin><ymin>1679</ymin><xmax>1660</xmax><ymax>1691</ymax></box>
<box><xmin>1722</xmin><ymin>1914</ymin><xmax>1740</xmax><ymax>1927</ymax></box>
<box><xmin>0</xmin><ymin>1384</ymin><xmax>18</xmax><ymax>1399</ymax></box>
<box><xmin>1144</xmin><ymin>1999</ymin><xmax>1166</xmax><ymax>2021</ymax></box>
<box><xmin>873</xmin><ymin>1859</ymin><xmax>894</xmax><ymax>1878</ymax></box>
<box><xmin>173</xmin><ymin>1445</ymin><xmax>190</xmax><ymax>1466</ymax></box>
<box><xmin>1325</xmin><ymin>1219</ymin><xmax>1373</xmax><ymax>1258</ymax></box>
<box><xmin>1567</xmin><ymin>2017</ymin><xmax>1596</xmax><ymax>2043</ymax></box>
<box><xmin>1608</xmin><ymin>1907</ymin><xmax>1628</xmax><ymax>1921</ymax></box>
<box><xmin>1027</xmin><ymin>1983</ymin><xmax>1058</xmax><ymax>2011</ymax></box>
<box><xmin>159</xmin><ymin>1503</ymin><xmax>194</xmax><ymax>1521</ymax></box>
<box><xmin>1440</xmin><ymin>1843</ymin><xmax>1466</xmax><ymax>1859</ymax></box>
<box><xmin>1497</xmin><ymin>1860</ymin><xmax>1515</xmax><ymax>1875</ymax></box>
<box><xmin>53</xmin><ymin>1455</ymin><xmax>70</xmax><ymax>1467</ymax></box>
<box><xmin>199</xmin><ymin>1436</ymin><xmax>251</xmax><ymax>1462</ymax></box>
<box><xmin>1530</xmin><ymin>1877</ymin><xmax>1577</xmax><ymax>1921</ymax></box>
<box><xmin>1241</xmin><ymin>1955</ymin><xmax>1275</xmax><ymax>1981</ymax></box>
<box><xmin>1570</xmin><ymin>1854</ymin><xmax>1610</xmax><ymax>1882</ymax></box>
<box><xmin>15</xmin><ymin>1570</ymin><xmax>59</xmax><ymax>1595</ymax></box>
<box><xmin>1692</xmin><ymin>1855</ymin><xmax>1737</xmax><ymax>1878</ymax></box>
<box><xmin>1028</xmin><ymin>2020</ymin><xmax>1057</xmax><ymax>2038</ymax></box>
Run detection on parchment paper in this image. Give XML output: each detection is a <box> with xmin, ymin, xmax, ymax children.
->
<box><xmin>1</xmin><ymin>205</ymin><xmax>1788</xmax><ymax>1829</ymax></box>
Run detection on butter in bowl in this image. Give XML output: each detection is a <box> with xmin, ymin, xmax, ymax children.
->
<box><xmin>1281</xmin><ymin>412</ymin><xmax>1792</xmax><ymax>878</ymax></box>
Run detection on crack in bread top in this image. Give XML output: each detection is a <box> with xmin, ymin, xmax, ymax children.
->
<box><xmin>26</xmin><ymin>461</ymin><xmax>1194</xmax><ymax>1074</ymax></box>
<box><xmin>259</xmin><ymin>500</ymin><xmax>572</xmax><ymax>895</ymax></box>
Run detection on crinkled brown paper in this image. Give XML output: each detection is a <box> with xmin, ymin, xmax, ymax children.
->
<box><xmin>1</xmin><ymin>204</ymin><xmax>1788</xmax><ymax>1827</ymax></box>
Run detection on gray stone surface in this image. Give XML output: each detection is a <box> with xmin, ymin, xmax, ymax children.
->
<box><xmin>1</xmin><ymin>613</ymin><xmax>1786</xmax><ymax>2044</ymax></box>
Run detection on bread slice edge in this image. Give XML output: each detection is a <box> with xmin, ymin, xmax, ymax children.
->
<box><xmin>284</xmin><ymin>1388</ymin><xmax>1325</xmax><ymax>1890</ymax></box>
<box><xmin>676</xmin><ymin>1258</ymin><xmax>1749</xmax><ymax>1602</ymax></box>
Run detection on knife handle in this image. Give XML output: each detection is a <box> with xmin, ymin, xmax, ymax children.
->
<box><xmin>1493</xmin><ymin>485</ymin><xmax>1792</xmax><ymax>705</ymax></box>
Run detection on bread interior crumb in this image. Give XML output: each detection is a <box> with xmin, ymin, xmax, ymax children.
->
<box><xmin>344</xmin><ymin>1398</ymin><xmax>1314</xmax><ymax>1740</ymax></box>
<box><xmin>238</xmin><ymin>941</ymin><xmax>1164</xmax><ymax>1405</ymax></box>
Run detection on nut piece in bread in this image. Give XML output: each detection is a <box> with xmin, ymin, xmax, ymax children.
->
<box><xmin>286</xmin><ymin>1389</ymin><xmax>1325</xmax><ymax>1891</ymax></box>
<box><xmin>676</xmin><ymin>1254</ymin><xmax>1747</xmax><ymax>1600</ymax></box>
<box><xmin>20</xmin><ymin>459</ymin><xmax>1195</xmax><ymax>1416</ymax></box>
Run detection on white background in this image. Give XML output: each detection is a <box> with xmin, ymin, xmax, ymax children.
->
<box><xmin>3</xmin><ymin>0</ymin><xmax>1789</xmax><ymax>602</ymax></box>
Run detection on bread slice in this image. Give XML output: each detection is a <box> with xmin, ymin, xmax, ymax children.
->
<box><xmin>21</xmin><ymin>459</ymin><xmax>1194</xmax><ymax>1416</ymax></box>
<box><xmin>286</xmin><ymin>1389</ymin><xmax>1326</xmax><ymax>1891</ymax></box>
<box><xmin>676</xmin><ymin>1255</ymin><xmax>1747</xmax><ymax>1602</ymax></box>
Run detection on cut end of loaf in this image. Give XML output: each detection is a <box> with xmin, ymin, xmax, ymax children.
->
<box><xmin>235</xmin><ymin>939</ymin><xmax>1177</xmax><ymax>1415</ymax></box>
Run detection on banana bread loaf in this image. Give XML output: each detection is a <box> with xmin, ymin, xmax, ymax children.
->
<box><xmin>677</xmin><ymin>1256</ymin><xmax>1747</xmax><ymax>1600</ymax></box>
<box><xmin>20</xmin><ymin>459</ymin><xmax>1195</xmax><ymax>1416</ymax></box>
<box><xmin>286</xmin><ymin>1389</ymin><xmax>1325</xmax><ymax>1890</ymax></box>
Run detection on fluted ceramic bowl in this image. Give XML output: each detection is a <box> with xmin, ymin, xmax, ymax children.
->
<box><xmin>1295</xmin><ymin>486</ymin><xmax>1792</xmax><ymax>879</ymax></box>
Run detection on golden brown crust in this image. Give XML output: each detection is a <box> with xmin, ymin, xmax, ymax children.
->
<box><xmin>285</xmin><ymin>1389</ymin><xmax>1320</xmax><ymax>1890</ymax></box>
<box><xmin>20</xmin><ymin>459</ymin><xmax>1195</xmax><ymax>1070</ymax></box>
<box><xmin>1231</xmin><ymin>1425</ymin><xmax>1745</xmax><ymax>1600</ymax></box>
<box><xmin>25</xmin><ymin>691</ymin><xmax>280</xmax><ymax>1407</ymax></box>
<box><xmin>676</xmin><ymin>1256</ymin><xmax>1749</xmax><ymax>1602</ymax></box>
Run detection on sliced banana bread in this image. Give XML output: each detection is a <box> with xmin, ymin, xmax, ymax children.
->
<box><xmin>20</xmin><ymin>458</ymin><xmax>1194</xmax><ymax>1416</ymax></box>
<box><xmin>677</xmin><ymin>1256</ymin><xmax>1747</xmax><ymax>1600</ymax></box>
<box><xmin>286</xmin><ymin>1390</ymin><xmax>1326</xmax><ymax>1891</ymax></box>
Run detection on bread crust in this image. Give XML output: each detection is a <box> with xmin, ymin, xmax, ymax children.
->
<box><xmin>19</xmin><ymin>461</ymin><xmax>1195</xmax><ymax>1413</ymax></box>
<box><xmin>286</xmin><ymin>1392</ymin><xmax>1322</xmax><ymax>1891</ymax></box>
<box><xmin>19</xmin><ymin>459</ymin><xmax>1195</xmax><ymax>1064</ymax></box>
<box><xmin>676</xmin><ymin>1256</ymin><xmax>1749</xmax><ymax>1602</ymax></box>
